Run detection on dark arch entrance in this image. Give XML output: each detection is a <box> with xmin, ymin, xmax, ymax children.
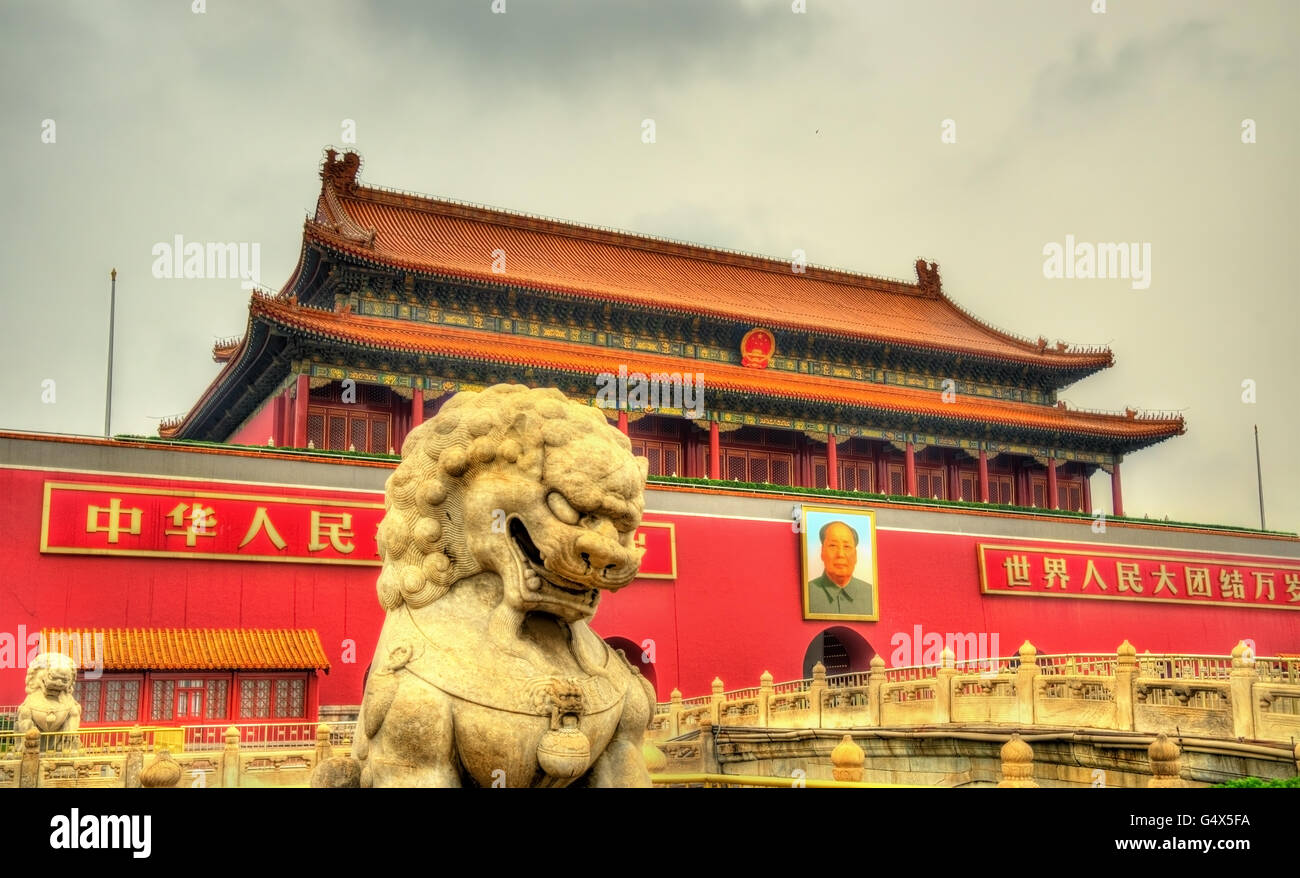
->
<box><xmin>603</xmin><ymin>636</ymin><xmax>658</xmax><ymax>691</ymax></box>
<box><xmin>803</xmin><ymin>627</ymin><xmax>875</xmax><ymax>678</ymax></box>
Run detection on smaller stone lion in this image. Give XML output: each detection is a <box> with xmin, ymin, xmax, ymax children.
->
<box><xmin>17</xmin><ymin>653</ymin><xmax>82</xmax><ymax>741</ymax></box>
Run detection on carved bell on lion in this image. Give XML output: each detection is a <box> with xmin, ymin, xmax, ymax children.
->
<box><xmin>538</xmin><ymin>711</ymin><xmax>591</xmax><ymax>780</ymax></box>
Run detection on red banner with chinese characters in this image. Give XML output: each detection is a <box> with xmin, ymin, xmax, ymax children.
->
<box><xmin>978</xmin><ymin>541</ymin><xmax>1300</xmax><ymax>611</ymax></box>
<box><xmin>40</xmin><ymin>479</ymin><xmax>677</xmax><ymax>576</ymax></box>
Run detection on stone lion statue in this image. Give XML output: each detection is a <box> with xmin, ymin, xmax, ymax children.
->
<box><xmin>324</xmin><ymin>384</ymin><xmax>655</xmax><ymax>787</ymax></box>
<box><xmin>16</xmin><ymin>653</ymin><xmax>81</xmax><ymax>742</ymax></box>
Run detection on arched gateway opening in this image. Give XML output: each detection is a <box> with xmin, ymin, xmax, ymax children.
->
<box><xmin>603</xmin><ymin>636</ymin><xmax>657</xmax><ymax>691</ymax></box>
<box><xmin>803</xmin><ymin>627</ymin><xmax>875</xmax><ymax>678</ymax></box>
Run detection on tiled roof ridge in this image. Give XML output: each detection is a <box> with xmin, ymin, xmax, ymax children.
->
<box><xmin>40</xmin><ymin>627</ymin><xmax>331</xmax><ymax>671</ymax></box>
<box><xmin>312</xmin><ymin>149</ymin><xmax>1111</xmax><ymax>364</ymax></box>
<box><xmin>250</xmin><ymin>296</ymin><xmax>1184</xmax><ymax>439</ymax></box>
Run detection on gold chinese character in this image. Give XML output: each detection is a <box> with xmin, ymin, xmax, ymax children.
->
<box><xmin>1252</xmin><ymin>572</ymin><xmax>1275</xmax><ymax>601</ymax></box>
<box><xmin>1081</xmin><ymin>559</ymin><xmax>1109</xmax><ymax>591</ymax></box>
<box><xmin>239</xmin><ymin>506</ymin><xmax>287</xmax><ymax>550</ymax></box>
<box><xmin>1116</xmin><ymin>562</ymin><xmax>1143</xmax><ymax>593</ymax></box>
<box><xmin>1219</xmin><ymin>569</ymin><xmax>1244</xmax><ymax>600</ymax></box>
<box><xmin>1002</xmin><ymin>555</ymin><xmax>1031</xmax><ymax>588</ymax></box>
<box><xmin>1151</xmin><ymin>564</ymin><xmax>1177</xmax><ymax>596</ymax></box>
<box><xmin>1286</xmin><ymin>573</ymin><xmax>1300</xmax><ymax>603</ymax></box>
<box><xmin>1184</xmin><ymin>567</ymin><xmax>1211</xmax><ymax>598</ymax></box>
<box><xmin>1042</xmin><ymin>557</ymin><xmax>1069</xmax><ymax>589</ymax></box>
<box><xmin>85</xmin><ymin>498</ymin><xmax>142</xmax><ymax>544</ymax></box>
<box><xmin>309</xmin><ymin>511</ymin><xmax>355</xmax><ymax>554</ymax></box>
<box><xmin>166</xmin><ymin>502</ymin><xmax>217</xmax><ymax>547</ymax></box>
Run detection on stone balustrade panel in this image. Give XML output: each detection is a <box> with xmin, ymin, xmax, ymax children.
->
<box><xmin>880</xmin><ymin>681</ymin><xmax>940</xmax><ymax>725</ymax></box>
<box><xmin>1033</xmin><ymin>676</ymin><xmax>1119</xmax><ymax>728</ymax></box>
<box><xmin>951</xmin><ymin>675</ymin><xmax>1019</xmax><ymax>724</ymax></box>
<box><xmin>1253</xmin><ymin>683</ymin><xmax>1300</xmax><ymax>742</ymax></box>
<box><xmin>766</xmin><ymin>694</ymin><xmax>815</xmax><ymax>729</ymax></box>
<box><xmin>1133</xmin><ymin>680</ymin><xmax>1233</xmax><ymax>738</ymax></box>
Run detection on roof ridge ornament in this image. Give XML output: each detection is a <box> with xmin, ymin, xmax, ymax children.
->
<box><xmin>317</xmin><ymin>149</ymin><xmax>376</xmax><ymax>247</ymax></box>
<box><xmin>322</xmin><ymin>148</ymin><xmax>362</xmax><ymax>189</ymax></box>
<box><xmin>914</xmin><ymin>258</ymin><xmax>941</xmax><ymax>296</ymax></box>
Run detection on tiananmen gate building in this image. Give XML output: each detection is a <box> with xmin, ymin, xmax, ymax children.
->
<box><xmin>2</xmin><ymin>150</ymin><xmax>1296</xmax><ymax>731</ymax></box>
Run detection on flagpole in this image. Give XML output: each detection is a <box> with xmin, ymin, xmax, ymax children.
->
<box><xmin>1254</xmin><ymin>424</ymin><xmax>1265</xmax><ymax>530</ymax></box>
<box><xmin>104</xmin><ymin>268</ymin><xmax>116</xmax><ymax>437</ymax></box>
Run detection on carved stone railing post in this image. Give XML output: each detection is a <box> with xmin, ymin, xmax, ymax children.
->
<box><xmin>124</xmin><ymin>725</ymin><xmax>145</xmax><ymax>789</ymax></box>
<box><xmin>709</xmin><ymin>678</ymin><xmax>724</xmax><ymax>726</ymax></box>
<box><xmin>669</xmin><ymin>688</ymin><xmax>682</xmax><ymax>738</ymax></box>
<box><xmin>314</xmin><ymin>723</ymin><xmax>333</xmax><ymax>767</ymax></box>
<box><xmin>697</xmin><ymin>716</ymin><xmax>718</xmax><ymax>774</ymax></box>
<box><xmin>831</xmin><ymin>735</ymin><xmax>864</xmax><ymax>782</ymax></box>
<box><xmin>221</xmin><ymin>725</ymin><xmax>240</xmax><ymax>789</ymax></box>
<box><xmin>936</xmin><ymin>647</ymin><xmax>957</xmax><ymax>724</ymax></box>
<box><xmin>867</xmin><ymin>655</ymin><xmax>885</xmax><ymax>727</ymax></box>
<box><xmin>809</xmin><ymin>662</ymin><xmax>827</xmax><ymax>729</ymax></box>
<box><xmin>19</xmin><ymin>729</ymin><xmax>39</xmax><ymax>789</ymax></box>
<box><xmin>1229</xmin><ymin>641</ymin><xmax>1257</xmax><ymax>741</ymax></box>
<box><xmin>997</xmin><ymin>733</ymin><xmax>1038</xmax><ymax>788</ymax></box>
<box><xmin>1114</xmin><ymin>640</ymin><xmax>1137</xmax><ymax>731</ymax></box>
<box><xmin>141</xmin><ymin>749</ymin><xmax>182</xmax><ymax>788</ymax></box>
<box><xmin>1147</xmin><ymin>733</ymin><xmax>1185</xmax><ymax>788</ymax></box>
<box><xmin>1015</xmin><ymin>641</ymin><xmax>1039</xmax><ymax>725</ymax></box>
<box><xmin>758</xmin><ymin>671</ymin><xmax>774</xmax><ymax>728</ymax></box>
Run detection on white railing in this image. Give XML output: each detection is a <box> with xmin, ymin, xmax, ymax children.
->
<box><xmin>1037</xmin><ymin>654</ymin><xmax>1117</xmax><ymax>677</ymax></box>
<box><xmin>1253</xmin><ymin>657</ymin><xmax>1300</xmax><ymax>684</ymax></box>
<box><xmin>182</xmin><ymin>722</ymin><xmax>320</xmax><ymax>752</ymax></box>
<box><xmin>1137</xmin><ymin>655</ymin><xmax>1233</xmax><ymax>680</ymax></box>
<box><xmin>329</xmin><ymin>721</ymin><xmax>356</xmax><ymax>751</ymax></box>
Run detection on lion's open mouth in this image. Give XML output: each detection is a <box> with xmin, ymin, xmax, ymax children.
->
<box><xmin>509</xmin><ymin>517</ymin><xmax>598</xmax><ymax>603</ymax></box>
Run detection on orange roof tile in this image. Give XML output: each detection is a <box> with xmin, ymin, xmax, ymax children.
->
<box><xmin>39</xmin><ymin>628</ymin><xmax>331</xmax><ymax>671</ymax></box>
<box><xmin>306</xmin><ymin>154</ymin><xmax>1111</xmax><ymax>370</ymax></box>
<box><xmin>254</xmin><ymin>296</ymin><xmax>1182</xmax><ymax>441</ymax></box>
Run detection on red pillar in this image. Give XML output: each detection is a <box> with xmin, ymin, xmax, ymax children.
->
<box><xmin>292</xmin><ymin>374</ymin><xmax>310</xmax><ymax>448</ymax></box>
<box><xmin>1082</xmin><ymin>466</ymin><xmax>1093</xmax><ymax>513</ymax></box>
<box><xmin>876</xmin><ymin>450</ymin><xmax>888</xmax><ymax>496</ymax></box>
<box><xmin>1111</xmin><ymin>462</ymin><xmax>1124</xmax><ymax>517</ymax></box>
<box><xmin>617</xmin><ymin>411</ymin><xmax>629</xmax><ymax>435</ymax></box>
<box><xmin>709</xmin><ymin>420</ymin><xmax>720</xmax><ymax>480</ymax></box>
<box><xmin>307</xmin><ymin>673</ymin><xmax>321</xmax><ymax>722</ymax></box>
<box><xmin>978</xmin><ymin>449</ymin><xmax>990</xmax><ymax>503</ymax></box>
<box><xmin>904</xmin><ymin>441</ymin><xmax>917</xmax><ymax>497</ymax></box>
<box><xmin>827</xmin><ymin>433</ymin><xmax>839</xmax><ymax>490</ymax></box>
<box><xmin>411</xmin><ymin>389</ymin><xmax>424</xmax><ymax>432</ymax></box>
<box><xmin>1047</xmin><ymin>457</ymin><xmax>1059</xmax><ymax>510</ymax></box>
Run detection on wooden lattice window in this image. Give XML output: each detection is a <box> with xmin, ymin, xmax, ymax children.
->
<box><xmin>78</xmin><ymin>675</ymin><xmax>142</xmax><ymax>725</ymax></box>
<box><xmin>630</xmin><ymin>439</ymin><xmax>682</xmax><ymax>477</ymax></box>
<box><xmin>1058</xmin><ymin>481</ymin><xmax>1083</xmax><ymax>512</ymax></box>
<box><xmin>240</xmin><ymin>675</ymin><xmax>307</xmax><ymax>720</ymax></box>
<box><xmin>917</xmin><ymin>467</ymin><xmax>945</xmax><ymax>500</ymax></box>
<box><xmin>960</xmin><ymin>472</ymin><xmax>976</xmax><ymax>502</ymax></box>
<box><xmin>311</xmin><ymin>406</ymin><xmax>393</xmax><ymax>453</ymax></box>
<box><xmin>888</xmin><ymin>464</ymin><xmax>905</xmax><ymax>495</ymax></box>
<box><xmin>307</xmin><ymin>413</ymin><xmax>324</xmax><ymax>448</ymax></box>
<box><xmin>813</xmin><ymin>457</ymin><xmax>874</xmax><ymax>492</ymax></box>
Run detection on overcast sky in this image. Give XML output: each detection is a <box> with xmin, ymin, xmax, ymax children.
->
<box><xmin>1</xmin><ymin>0</ymin><xmax>1295</xmax><ymax>532</ymax></box>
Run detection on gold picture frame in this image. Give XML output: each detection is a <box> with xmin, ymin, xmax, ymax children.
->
<box><xmin>800</xmin><ymin>505</ymin><xmax>879</xmax><ymax>621</ymax></box>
